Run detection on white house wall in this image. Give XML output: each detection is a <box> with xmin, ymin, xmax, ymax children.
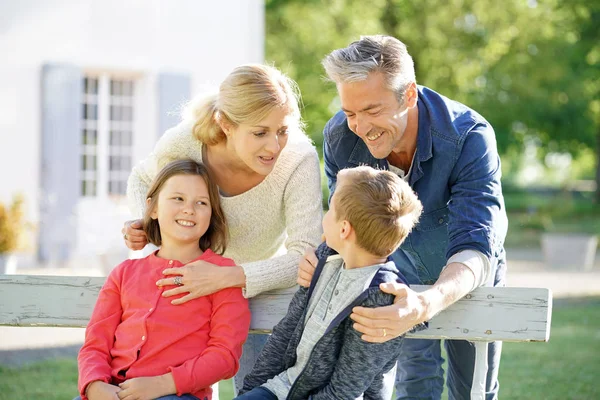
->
<box><xmin>0</xmin><ymin>0</ymin><xmax>265</xmax><ymax>269</ymax></box>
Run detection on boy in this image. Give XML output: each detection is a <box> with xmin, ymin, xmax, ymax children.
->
<box><xmin>236</xmin><ymin>166</ymin><xmax>425</xmax><ymax>400</ymax></box>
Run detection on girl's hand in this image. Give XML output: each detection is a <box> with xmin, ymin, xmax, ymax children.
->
<box><xmin>117</xmin><ymin>374</ymin><xmax>176</xmax><ymax>400</ymax></box>
<box><xmin>157</xmin><ymin>260</ymin><xmax>246</xmax><ymax>304</ymax></box>
<box><xmin>121</xmin><ymin>219</ymin><xmax>148</xmax><ymax>250</ymax></box>
<box><xmin>86</xmin><ymin>381</ymin><xmax>121</xmax><ymax>400</ymax></box>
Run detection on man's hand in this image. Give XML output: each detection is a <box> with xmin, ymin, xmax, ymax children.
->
<box><xmin>121</xmin><ymin>219</ymin><xmax>148</xmax><ymax>250</ymax></box>
<box><xmin>117</xmin><ymin>374</ymin><xmax>176</xmax><ymax>400</ymax></box>
<box><xmin>297</xmin><ymin>247</ymin><xmax>318</xmax><ymax>287</ymax></box>
<box><xmin>350</xmin><ymin>282</ymin><xmax>428</xmax><ymax>343</ymax></box>
<box><xmin>86</xmin><ymin>381</ymin><xmax>121</xmax><ymax>400</ymax></box>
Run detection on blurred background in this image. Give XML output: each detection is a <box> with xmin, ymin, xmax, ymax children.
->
<box><xmin>0</xmin><ymin>0</ymin><xmax>598</xmax><ymax>399</ymax></box>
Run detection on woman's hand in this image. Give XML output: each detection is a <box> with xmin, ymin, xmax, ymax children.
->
<box><xmin>121</xmin><ymin>219</ymin><xmax>148</xmax><ymax>250</ymax></box>
<box><xmin>157</xmin><ymin>260</ymin><xmax>246</xmax><ymax>304</ymax></box>
<box><xmin>297</xmin><ymin>247</ymin><xmax>318</xmax><ymax>287</ymax></box>
<box><xmin>350</xmin><ymin>282</ymin><xmax>428</xmax><ymax>343</ymax></box>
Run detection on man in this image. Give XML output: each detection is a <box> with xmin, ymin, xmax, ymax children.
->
<box><xmin>298</xmin><ymin>35</ymin><xmax>508</xmax><ymax>399</ymax></box>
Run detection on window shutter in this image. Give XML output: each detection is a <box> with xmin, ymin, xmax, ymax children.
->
<box><xmin>157</xmin><ymin>72</ymin><xmax>191</xmax><ymax>139</ymax></box>
<box><xmin>39</xmin><ymin>64</ymin><xmax>82</xmax><ymax>262</ymax></box>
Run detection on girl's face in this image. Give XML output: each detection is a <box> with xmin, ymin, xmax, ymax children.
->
<box><xmin>149</xmin><ymin>174</ymin><xmax>212</xmax><ymax>246</ymax></box>
<box><xmin>226</xmin><ymin>106</ymin><xmax>295</xmax><ymax>176</ymax></box>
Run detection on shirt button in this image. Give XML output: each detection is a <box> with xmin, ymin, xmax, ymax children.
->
<box><xmin>149</xmin><ymin>308</ymin><xmax>153</xmax><ymax>312</ymax></box>
<box><xmin>141</xmin><ymin>336</ymin><xmax>146</xmax><ymax>341</ymax></box>
<box><xmin>334</xmin><ymin>290</ymin><xmax>339</xmax><ymax>296</ymax></box>
<box><xmin>328</xmin><ymin>304</ymin><xmax>332</xmax><ymax>310</ymax></box>
<box><xmin>168</xmin><ymin>260</ymin><xmax>173</xmax><ymax>265</ymax></box>
<box><xmin>438</xmin><ymin>218</ymin><xmax>444</xmax><ymax>224</ymax></box>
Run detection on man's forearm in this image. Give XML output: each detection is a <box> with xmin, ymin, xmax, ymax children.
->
<box><xmin>421</xmin><ymin>262</ymin><xmax>476</xmax><ymax>320</ymax></box>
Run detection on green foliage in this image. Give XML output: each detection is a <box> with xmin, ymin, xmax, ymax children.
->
<box><xmin>265</xmin><ymin>0</ymin><xmax>600</xmax><ymax>198</ymax></box>
<box><xmin>503</xmin><ymin>188</ymin><xmax>600</xmax><ymax>248</ymax></box>
<box><xmin>0</xmin><ymin>194</ymin><xmax>24</xmax><ymax>254</ymax></box>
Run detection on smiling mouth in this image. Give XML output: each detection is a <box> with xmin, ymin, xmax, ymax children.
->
<box><xmin>366</xmin><ymin>131</ymin><xmax>383</xmax><ymax>141</ymax></box>
<box><xmin>176</xmin><ymin>220</ymin><xmax>195</xmax><ymax>227</ymax></box>
<box><xmin>259</xmin><ymin>155</ymin><xmax>275</xmax><ymax>162</ymax></box>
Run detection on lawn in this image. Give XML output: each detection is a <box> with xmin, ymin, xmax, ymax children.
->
<box><xmin>1</xmin><ymin>298</ymin><xmax>598</xmax><ymax>400</ymax></box>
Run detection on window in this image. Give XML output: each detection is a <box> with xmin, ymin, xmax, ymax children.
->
<box><xmin>80</xmin><ymin>74</ymin><xmax>135</xmax><ymax>197</ymax></box>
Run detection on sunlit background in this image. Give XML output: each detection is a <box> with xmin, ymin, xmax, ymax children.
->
<box><xmin>0</xmin><ymin>1</ymin><xmax>598</xmax><ymax>399</ymax></box>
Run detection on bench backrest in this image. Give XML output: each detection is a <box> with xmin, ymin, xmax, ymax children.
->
<box><xmin>0</xmin><ymin>275</ymin><xmax>552</xmax><ymax>342</ymax></box>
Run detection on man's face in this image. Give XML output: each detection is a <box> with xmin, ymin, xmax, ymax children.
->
<box><xmin>338</xmin><ymin>72</ymin><xmax>413</xmax><ymax>159</ymax></box>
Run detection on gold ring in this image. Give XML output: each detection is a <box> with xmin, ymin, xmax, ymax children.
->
<box><xmin>383</xmin><ymin>328</ymin><xmax>387</xmax><ymax>337</ymax></box>
<box><xmin>123</xmin><ymin>233</ymin><xmax>128</xmax><ymax>240</ymax></box>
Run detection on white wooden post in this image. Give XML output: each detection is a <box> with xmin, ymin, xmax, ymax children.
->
<box><xmin>470</xmin><ymin>341</ymin><xmax>488</xmax><ymax>400</ymax></box>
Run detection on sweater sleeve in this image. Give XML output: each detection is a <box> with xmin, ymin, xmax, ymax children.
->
<box><xmin>310</xmin><ymin>290</ymin><xmax>406</xmax><ymax>400</ymax></box>
<box><xmin>169</xmin><ymin>257</ymin><xmax>251</xmax><ymax>395</ymax></box>
<box><xmin>77</xmin><ymin>265</ymin><xmax>125</xmax><ymax>399</ymax></box>
<box><xmin>126</xmin><ymin>122</ymin><xmax>199</xmax><ymax>218</ymax></box>
<box><xmin>241</xmin><ymin>146</ymin><xmax>323</xmax><ymax>298</ymax></box>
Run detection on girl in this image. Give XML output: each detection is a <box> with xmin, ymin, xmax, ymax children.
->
<box><xmin>78</xmin><ymin>160</ymin><xmax>250</xmax><ymax>400</ymax></box>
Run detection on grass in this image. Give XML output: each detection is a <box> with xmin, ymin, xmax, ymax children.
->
<box><xmin>1</xmin><ymin>298</ymin><xmax>598</xmax><ymax>399</ymax></box>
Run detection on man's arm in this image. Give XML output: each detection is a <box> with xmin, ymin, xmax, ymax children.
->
<box><xmin>351</xmin><ymin>124</ymin><xmax>507</xmax><ymax>341</ymax></box>
<box><xmin>347</xmin><ymin>263</ymin><xmax>472</xmax><ymax>343</ymax></box>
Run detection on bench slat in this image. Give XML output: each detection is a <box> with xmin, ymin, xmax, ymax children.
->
<box><xmin>0</xmin><ymin>275</ymin><xmax>552</xmax><ymax>343</ymax></box>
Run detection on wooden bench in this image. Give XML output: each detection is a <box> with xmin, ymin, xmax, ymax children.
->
<box><xmin>0</xmin><ymin>274</ymin><xmax>552</xmax><ymax>400</ymax></box>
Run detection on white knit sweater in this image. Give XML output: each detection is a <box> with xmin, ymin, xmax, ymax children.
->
<box><xmin>126</xmin><ymin>121</ymin><xmax>323</xmax><ymax>298</ymax></box>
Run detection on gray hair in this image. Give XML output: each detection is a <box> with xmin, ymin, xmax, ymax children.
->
<box><xmin>322</xmin><ymin>35</ymin><xmax>416</xmax><ymax>103</ymax></box>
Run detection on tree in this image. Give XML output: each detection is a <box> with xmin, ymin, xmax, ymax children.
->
<box><xmin>265</xmin><ymin>0</ymin><xmax>600</xmax><ymax>201</ymax></box>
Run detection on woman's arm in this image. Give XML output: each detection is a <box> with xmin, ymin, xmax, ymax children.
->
<box><xmin>241</xmin><ymin>147</ymin><xmax>323</xmax><ymax>298</ymax></box>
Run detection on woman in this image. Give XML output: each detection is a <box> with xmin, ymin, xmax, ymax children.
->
<box><xmin>122</xmin><ymin>64</ymin><xmax>323</xmax><ymax>393</ymax></box>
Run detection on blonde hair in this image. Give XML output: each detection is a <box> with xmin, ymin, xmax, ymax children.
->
<box><xmin>143</xmin><ymin>160</ymin><xmax>228</xmax><ymax>254</ymax></box>
<box><xmin>334</xmin><ymin>166</ymin><xmax>422</xmax><ymax>257</ymax></box>
<box><xmin>322</xmin><ymin>35</ymin><xmax>416</xmax><ymax>103</ymax></box>
<box><xmin>185</xmin><ymin>64</ymin><xmax>304</xmax><ymax>145</ymax></box>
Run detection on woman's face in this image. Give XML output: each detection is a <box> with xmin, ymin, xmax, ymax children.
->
<box><xmin>227</xmin><ymin>106</ymin><xmax>295</xmax><ymax>176</ymax></box>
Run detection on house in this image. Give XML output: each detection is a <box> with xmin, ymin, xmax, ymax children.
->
<box><xmin>0</xmin><ymin>0</ymin><xmax>265</xmax><ymax>271</ymax></box>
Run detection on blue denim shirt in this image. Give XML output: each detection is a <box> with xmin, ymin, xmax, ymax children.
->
<box><xmin>323</xmin><ymin>86</ymin><xmax>508</xmax><ymax>286</ymax></box>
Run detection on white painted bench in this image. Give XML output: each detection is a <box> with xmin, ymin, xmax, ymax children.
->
<box><xmin>0</xmin><ymin>275</ymin><xmax>552</xmax><ymax>400</ymax></box>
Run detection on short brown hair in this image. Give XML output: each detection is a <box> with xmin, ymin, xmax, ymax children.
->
<box><xmin>143</xmin><ymin>160</ymin><xmax>228</xmax><ymax>254</ymax></box>
<box><xmin>334</xmin><ymin>166</ymin><xmax>422</xmax><ymax>257</ymax></box>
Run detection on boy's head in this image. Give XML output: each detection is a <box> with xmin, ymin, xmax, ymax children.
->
<box><xmin>323</xmin><ymin>166</ymin><xmax>423</xmax><ymax>257</ymax></box>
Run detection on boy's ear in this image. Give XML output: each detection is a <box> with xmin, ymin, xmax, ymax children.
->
<box><xmin>146</xmin><ymin>197</ymin><xmax>158</xmax><ymax>220</ymax></box>
<box><xmin>340</xmin><ymin>220</ymin><xmax>352</xmax><ymax>240</ymax></box>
